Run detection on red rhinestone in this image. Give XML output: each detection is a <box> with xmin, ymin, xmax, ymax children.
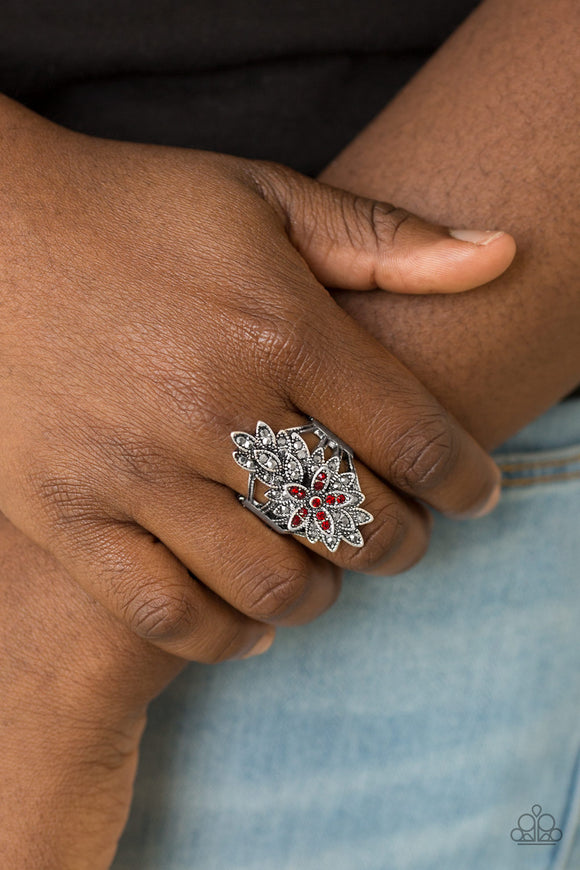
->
<box><xmin>290</xmin><ymin>514</ymin><xmax>302</xmax><ymax>527</ymax></box>
<box><xmin>313</xmin><ymin>480</ymin><xmax>324</xmax><ymax>491</ymax></box>
<box><xmin>289</xmin><ymin>486</ymin><xmax>305</xmax><ymax>498</ymax></box>
<box><xmin>336</xmin><ymin>494</ymin><xmax>346</xmax><ymax>504</ymax></box>
<box><xmin>321</xmin><ymin>519</ymin><xmax>331</xmax><ymax>531</ymax></box>
<box><xmin>325</xmin><ymin>494</ymin><xmax>336</xmax><ymax>505</ymax></box>
<box><xmin>298</xmin><ymin>507</ymin><xmax>308</xmax><ymax>517</ymax></box>
<box><xmin>316</xmin><ymin>510</ymin><xmax>326</xmax><ymax>521</ymax></box>
<box><xmin>311</xmin><ymin>497</ymin><xmax>322</xmax><ymax>508</ymax></box>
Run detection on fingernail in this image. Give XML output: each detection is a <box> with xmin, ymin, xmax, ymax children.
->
<box><xmin>241</xmin><ymin>627</ymin><xmax>276</xmax><ymax>659</ymax></box>
<box><xmin>471</xmin><ymin>477</ymin><xmax>502</xmax><ymax>518</ymax></box>
<box><xmin>449</xmin><ymin>228</ymin><xmax>505</xmax><ymax>246</ymax></box>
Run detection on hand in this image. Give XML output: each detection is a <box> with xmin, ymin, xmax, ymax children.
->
<box><xmin>0</xmin><ymin>511</ymin><xmax>185</xmax><ymax>869</ymax></box>
<box><xmin>0</xmin><ymin>96</ymin><xmax>514</xmax><ymax>663</ymax></box>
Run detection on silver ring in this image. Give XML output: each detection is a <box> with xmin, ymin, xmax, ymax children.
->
<box><xmin>231</xmin><ymin>417</ymin><xmax>373</xmax><ymax>552</ymax></box>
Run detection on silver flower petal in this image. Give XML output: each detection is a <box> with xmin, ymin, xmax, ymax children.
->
<box><xmin>254</xmin><ymin>448</ymin><xmax>281</xmax><ymax>476</ymax></box>
<box><xmin>231</xmin><ymin>431</ymin><xmax>255</xmax><ymax>451</ymax></box>
<box><xmin>287</xmin><ymin>508</ymin><xmax>308</xmax><ymax>531</ymax></box>
<box><xmin>348</xmin><ymin>507</ymin><xmax>374</xmax><ymax>526</ymax></box>
<box><xmin>343</xmin><ymin>528</ymin><xmax>364</xmax><ymax>547</ymax></box>
<box><xmin>325</xmin><ymin>455</ymin><xmax>341</xmax><ymax>474</ymax></box>
<box><xmin>314</xmin><ymin>510</ymin><xmax>334</xmax><ymax>537</ymax></box>
<box><xmin>311</xmin><ymin>465</ymin><xmax>332</xmax><ymax>494</ymax></box>
<box><xmin>288</xmin><ymin>432</ymin><xmax>309</xmax><ymax>459</ymax></box>
<box><xmin>306</xmin><ymin>516</ymin><xmax>321</xmax><ymax>543</ymax></box>
<box><xmin>233</xmin><ymin>450</ymin><xmax>256</xmax><ymax>471</ymax></box>
<box><xmin>309</xmin><ymin>446</ymin><xmax>326</xmax><ymax>469</ymax></box>
<box><xmin>283</xmin><ymin>453</ymin><xmax>304</xmax><ymax>481</ymax></box>
<box><xmin>256</xmin><ymin>421</ymin><xmax>277</xmax><ymax>448</ymax></box>
<box><xmin>325</xmin><ymin>535</ymin><xmax>341</xmax><ymax>552</ymax></box>
<box><xmin>282</xmin><ymin>482</ymin><xmax>307</xmax><ymax>500</ymax></box>
<box><xmin>336</xmin><ymin>510</ymin><xmax>355</xmax><ymax>532</ymax></box>
<box><xmin>326</xmin><ymin>489</ymin><xmax>355</xmax><ymax>507</ymax></box>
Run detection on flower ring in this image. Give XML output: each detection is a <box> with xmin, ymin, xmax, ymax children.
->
<box><xmin>231</xmin><ymin>418</ymin><xmax>373</xmax><ymax>552</ymax></box>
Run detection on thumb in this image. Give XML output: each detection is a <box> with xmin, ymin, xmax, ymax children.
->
<box><xmin>254</xmin><ymin>162</ymin><xmax>516</xmax><ymax>294</ymax></box>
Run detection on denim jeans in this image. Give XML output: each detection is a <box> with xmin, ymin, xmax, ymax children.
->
<box><xmin>113</xmin><ymin>398</ymin><xmax>580</xmax><ymax>870</ymax></box>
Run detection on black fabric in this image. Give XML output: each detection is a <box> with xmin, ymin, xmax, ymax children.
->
<box><xmin>2</xmin><ymin>0</ymin><xmax>578</xmax><ymax>399</ymax></box>
<box><xmin>0</xmin><ymin>0</ymin><xmax>480</xmax><ymax>175</ymax></box>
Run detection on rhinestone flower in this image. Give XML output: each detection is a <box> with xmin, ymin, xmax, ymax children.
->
<box><xmin>231</xmin><ymin>420</ymin><xmax>372</xmax><ymax>551</ymax></box>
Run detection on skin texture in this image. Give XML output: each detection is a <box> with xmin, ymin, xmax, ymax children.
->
<box><xmin>0</xmin><ymin>512</ymin><xmax>185</xmax><ymax>869</ymax></box>
<box><xmin>322</xmin><ymin>0</ymin><xmax>580</xmax><ymax>450</ymax></box>
<box><xmin>0</xmin><ymin>94</ymin><xmax>511</xmax><ymax>667</ymax></box>
<box><xmin>1</xmin><ymin>0</ymin><xmax>578</xmax><ymax>865</ymax></box>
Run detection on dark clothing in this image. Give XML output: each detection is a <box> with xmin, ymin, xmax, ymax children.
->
<box><xmin>1</xmin><ymin>0</ymin><xmax>478</xmax><ymax>175</ymax></box>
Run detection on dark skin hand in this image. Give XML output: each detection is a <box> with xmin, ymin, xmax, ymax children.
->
<box><xmin>323</xmin><ymin>0</ymin><xmax>580</xmax><ymax>449</ymax></box>
<box><xmin>2</xmin><ymin>0</ymin><xmax>578</xmax><ymax>866</ymax></box>
<box><xmin>0</xmin><ymin>86</ymin><xmax>512</xmax><ymax>867</ymax></box>
<box><xmin>0</xmin><ymin>94</ymin><xmax>513</xmax><ymax>670</ymax></box>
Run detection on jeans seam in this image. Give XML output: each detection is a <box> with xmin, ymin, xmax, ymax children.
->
<box><xmin>501</xmin><ymin>470</ymin><xmax>580</xmax><ymax>488</ymax></box>
<box><xmin>498</xmin><ymin>451</ymin><xmax>580</xmax><ymax>473</ymax></box>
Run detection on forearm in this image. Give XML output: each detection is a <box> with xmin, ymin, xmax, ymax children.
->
<box><xmin>0</xmin><ymin>514</ymin><xmax>184</xmax><ymax>868</ymax></box>
<box><xmin>322</xmin><ymin>0</ymin><xmax>580</xmax><ymax>449</ymax></box>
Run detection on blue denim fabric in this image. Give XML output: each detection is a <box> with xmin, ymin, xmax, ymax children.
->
<box><xmin>113</xmin><ymin>398</ymin><xmax>580</xmax><ymax>870</ymax></box>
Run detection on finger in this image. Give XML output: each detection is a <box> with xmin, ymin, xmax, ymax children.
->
<box><xmin>99</xmin><ymin>396</ymin><xmax>431</xmax><ymax>577</ymax></box>
<box><xmin>284</xmin><ymin>298</ymin><xmax>502</xmax><ymax>519</ymax></box>
<box><xmin>277</xmin><ymin>461</ymin><xmax>433</xmax><ymax>575</ymax></box>
<box><xmin>251</xmin><ymin>161</ymin><xmax>516</xmax><ymax>293</ymax></box>
<box><xmin>179</xmin><ymin>398</ymin><xmax>432</xmax><ymax>575</ymax></box>
<box><xmin>317</xmin><ymin>463</ymin><xmax>432</xmax><ymax>574</ymax></box>
<box><xmin>367</xmin><ymin>500</ymin><xmax>434</xmax><ymax>577</ymax></box>
<box><xmin>131</xmin><ymin>476</ymin><xmax>343</xmax><ymax>626</ymax></box>
<box><xmin>47</xmin><ymin>517</ymin><xmax>277</xmax><ymax>663</ymax></box>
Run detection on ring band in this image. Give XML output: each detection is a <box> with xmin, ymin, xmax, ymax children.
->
<box><xmin>231</xmin><ymin>417</ymin><xmax>373</xmax><ymax>552</ymax></box>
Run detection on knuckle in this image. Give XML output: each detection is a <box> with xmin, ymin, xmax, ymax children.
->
<box><xmin>149</xmin><ymin>362</ymin><xmax>231</xmax><ymax>434</ymax></box>
<box><xmin>370</xmin><ymin>203</ymin><xmax>412</xmax><ymax>246</ymax></box>
<box><xmin>122</xmin><ymin>583</ymin><xmax>200</xmax><ymax>643</ymax></box>
<box><xmin>94</xmin><ymin>427</ymin><xmax>173</xmax><ymax>486</ymax></box>
<box><xmin>387</xmin><ymin>413</ymin><xmax>459</xmax><ymax>493</ymax></box>
<box><xmin>239</xmin><ymin>557</ymin><xmax>311</xmax><ymax>621</ymax></box>
<box><xmin>266</xmin><ymin>323</ymin><xmax>314</xmax><ymax>383</ymax></box>
<box><xmin>242</xmin><ymin>159</ymin><xmax>298</xmax><ymax>212</ymax></box>
<box><xmin>239</xmin><ymin>304</ymin><xmax>319</xmax><ymax>386</ymax></box>
<box><xmin>29</xmin><ymin>469</ymin><xmax>102</xmax><ymax>530</ymax></box>
<box><xmin>341</xmin><ymin>500</ymin><xmax>406</xmax><ymax>571</ymax></box>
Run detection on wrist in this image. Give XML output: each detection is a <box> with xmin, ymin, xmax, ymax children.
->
<box><xmin>1</xmin><ymin>711</ymin><xmax>143</xmax><ymax>870</ymax></box>
<box><xmin>0</xmin><ymin>513</ymin><xmax>184</xmax><ymax>712</ymax></box>
<box><xmin>0</xmin><ymin>515</ymin><xmax>185</xmax><ymax>868</ymax></box>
